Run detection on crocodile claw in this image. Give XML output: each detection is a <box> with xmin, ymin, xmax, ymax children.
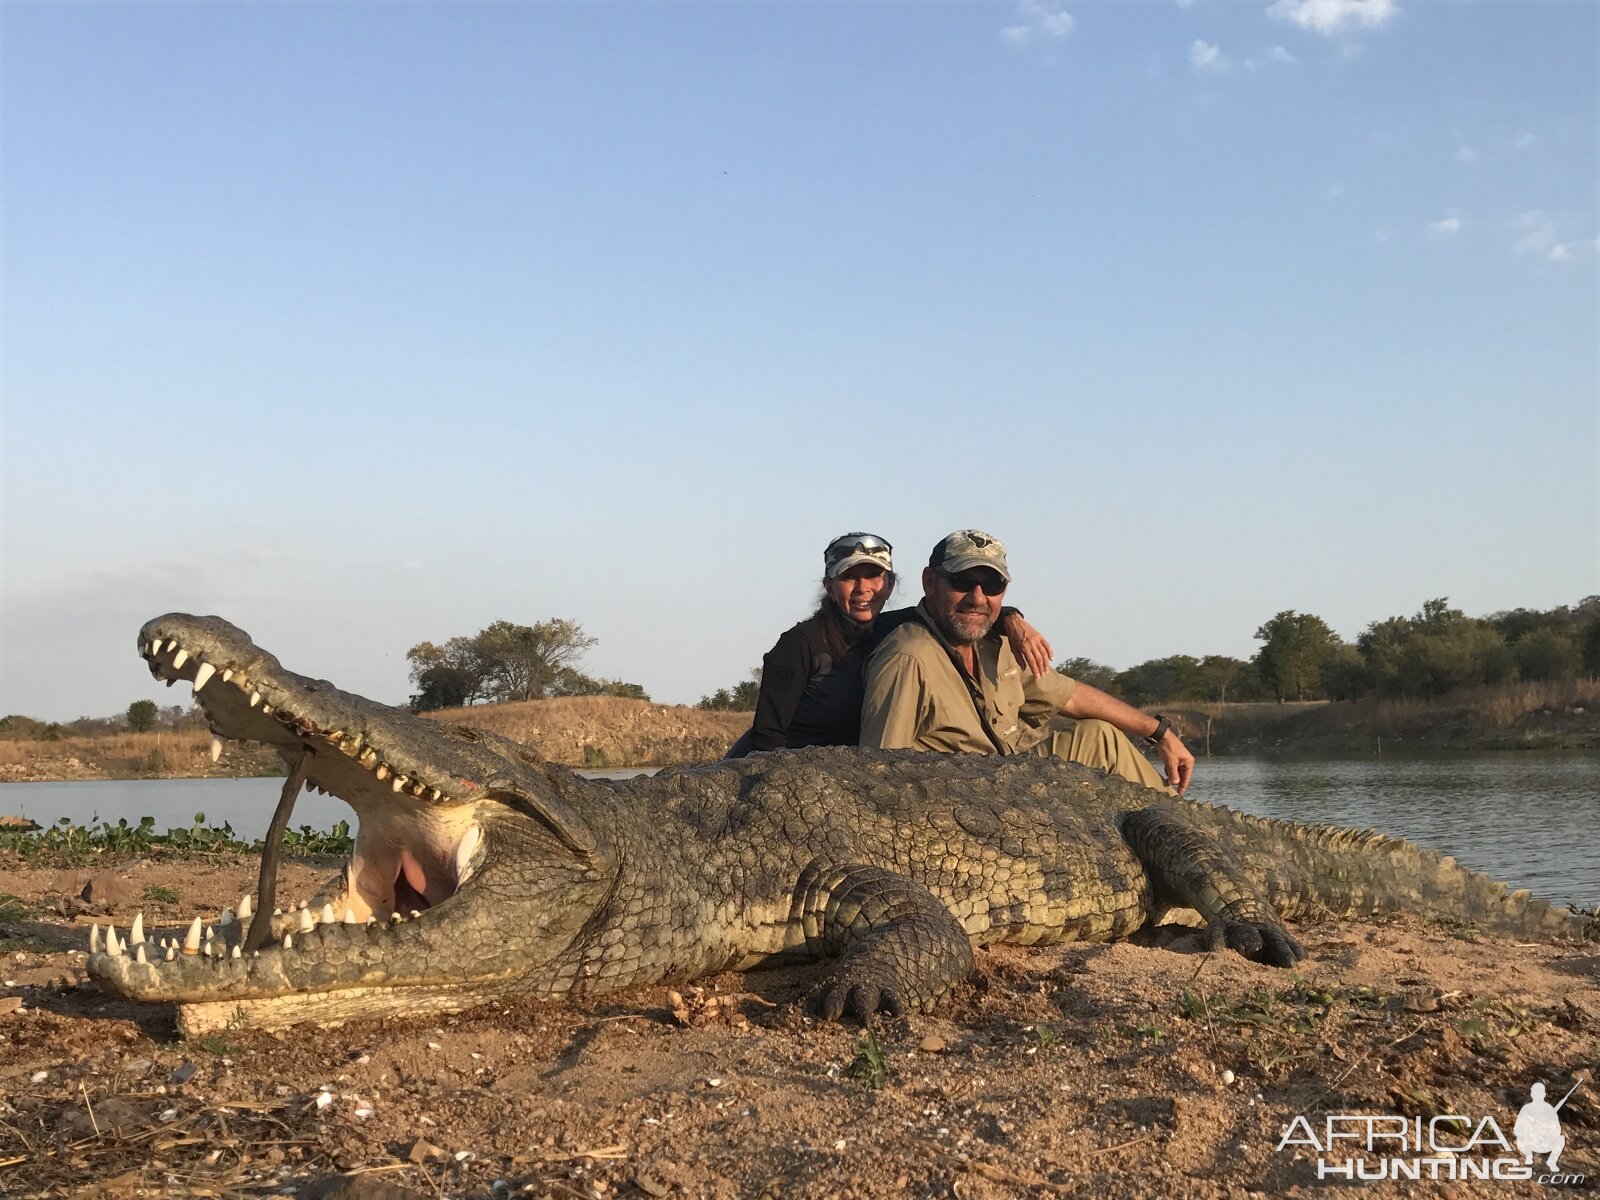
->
<box><xmin>809</xmin><ymin>976</ymin><xmax>907</xmax><ymax>1024</ymax></box>
<box><xmin>1206</xmin><ymin>919</ymin><xmax>1306</xmax><ymax>967</ymax></box>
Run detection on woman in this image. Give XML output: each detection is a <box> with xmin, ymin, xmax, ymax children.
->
<box><xmin>728</xmin><ymin>532</ymin><xmax>1053</xmax><ymax>756</ymax></box>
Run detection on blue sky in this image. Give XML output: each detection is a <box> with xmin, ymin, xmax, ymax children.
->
<box><xmin>2</xmin><ymin>0</ymin><xmax>1595</xmax><ymax>722</ymax></box>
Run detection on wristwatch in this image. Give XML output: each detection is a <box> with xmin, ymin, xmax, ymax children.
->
<box><xmin>1144</xmin><ymin>714</ymin><xmax>1172</xmax><ymax>746</ymax></box>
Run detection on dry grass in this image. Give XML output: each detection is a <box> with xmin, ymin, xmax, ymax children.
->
<box><xmin>1175</xmin><ymin>677</ymin><xmax>1600</xmax><ymax>752</ymax></box>
<box><xmin>0</xmin><ymin>730</ymin><xmax>214</xmax><ymax>774</ymax></box>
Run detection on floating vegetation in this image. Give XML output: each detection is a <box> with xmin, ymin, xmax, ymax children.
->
<box><xmin>0</xmin><ymin>812</ymin><xmax>353</xmax><ymax>864</ymax></box>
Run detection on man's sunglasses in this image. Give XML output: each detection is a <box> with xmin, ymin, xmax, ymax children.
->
<box><xmin>939</xmin><ymin>568</ymin><xmax>1007</xmax><ymax>595</ymax></box>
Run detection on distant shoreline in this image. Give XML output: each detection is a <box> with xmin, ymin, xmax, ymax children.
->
<box><xmin>3</xmin><ymin>687</ymin><xmax>1598</xmax><ymax>785</ymax></box>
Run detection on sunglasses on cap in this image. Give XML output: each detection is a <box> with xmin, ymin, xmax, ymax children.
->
<box><xmin>825</xmin><ymin>533</ymin><xmax>893</xmax><ymax>561</ymax></box>
<box><xmin>938</xmin><ymin>568</ymin><xmax>1007</xmax><ymax>595</ymax></box>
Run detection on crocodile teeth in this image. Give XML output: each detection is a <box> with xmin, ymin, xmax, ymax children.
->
<box><xmin>130</xmin><ymin>913</ymin><xmax>145</xmax><ymax>945</ymax></box>
<box><xmin>374</xmin><ymin>764</ymin><xmax>389</xmax><ymax>781</ymax></box>
<box><xmin>428</xmin><ymin>787</ymin><xmax>441</xmax><ymax>802</ymax></box>
<box><xmin>135</xmin><ymin>944</ymin><xmax>147</xmax><ymax>964</ymax></box>
<box><xmin>90</xmin><ymin>924</ymin><xmax>101</xmax><ymax>953</ymax></box>
<box><xmin>283</xmin><ymin>934</ymin><xmax>293</xmax><ymax>950</ymax></box>
<box><xmin>172</xmin><ymin>649</ymin><xmax>189</xmax><ymax>669</ymax></box>
<box><xmin>262</xmin><ymin>703</ymin><xmax>273</xmax><ymax>714</ymax></box>
<box><xmin>165</xmin><ymin>946</ymin><xmax>176</xmax><ymax>962</ymax></box>
<box><xmin>231</xmin><ymin>945</ymin><xmax>241</xmax><ymax>959</ymax></box>
<box><xmin>106</xmin><ymin>926</ymin><xmax>122</xmax><ymax>957</ymax></box>
<box><xmin>193</xmin><ymin>662</ymin><xmax>216</xmax><ymax>692</ymax></box>
<box><xmin>298</xmin><ymin>908</ymin><xmax>316</xmax><ymax>933</ymax></box>
<box><xmin>183</xmin><ymin>917</ymin><xmax>203</xmax><ymax>955</ymax></box>
<box><xmin>210</xmin><ymin>737</ymin><xmax>224</xmax><ymax>763</ymax></box>
<box><xmin>392</xmin><ymin>776</ymin><xmax>407</xmax><ymax>793</ymax></box>
<box><xmin>221</xmin><ymin>668</ymin><xmax>233</xmax><ymax>683</ymax></box>
<box><xmin>249</xmin><ymin>691</ymin><xmax>261</xmax><ymax>708</ymax></box>
<box><xmin>343</xmin><ymin>909</ymin><xmax>359</xmax><ymax>924</ymax></box>
<box><xmin>454</xmin><ymin>823</ymin><xmax>483</xmax><ymax>883</ymax></box>
<box><xmin>238</xmin><ymin>894</ymin><xmax>253</xmax><ymax>920</ymax></box>
<box><xmin>320</xmin><ymin>904</ymin><xmax>336</xmax><ymax>925</ymax></box>
<box><xmin>360</xmin><ymin>749</ymin><xmax>377</xmax><ymax>767</ymax></box>
<box><xmin>162</xmin><ymin>639</ymin><xmax>176</xmax><ymax>654</ymax></box>
<box><xmin>219</xmin><ymin>906</ymin><xmax>233</xmax><ymax>926</ymax></box>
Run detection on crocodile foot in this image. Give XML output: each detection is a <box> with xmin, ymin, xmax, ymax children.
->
<box><xmin>1206</xmin><ymin>919</ymin><xmax>1306</xmax><ymax>967</ymax></box>
<box><xmin>808</xmin><ymin>973</ymin><xmax>909</xmax><ymax>1024</ymax></box>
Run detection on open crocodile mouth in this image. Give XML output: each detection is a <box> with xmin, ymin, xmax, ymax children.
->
<box><xmin>85</xmin><ymin>618</ymin><xmax>504</xmax><ymax>1033</ymax></box>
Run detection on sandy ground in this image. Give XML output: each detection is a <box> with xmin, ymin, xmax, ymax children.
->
<box><xmin>0</xmin><ymin>853</ymin><xmax>1596</xmax><ymax>1200</ymax></box>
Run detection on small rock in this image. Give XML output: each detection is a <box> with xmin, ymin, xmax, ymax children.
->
<box><xmin>0</xmin><ymin>997</ymin><xmax>23</xmax><ymax>1016</ymax></box>
<box><xmin>171</xmin><ymin>1061</ymin><xmax>197</xmax><ymax>1084</ymax></box>
<box><xmin>406</xmin><ymin>1139</ymin><xmax>447</xmax><ymax>1164</ymax></box>
<box><xmin>79</xmin><ymin>872</ymin><xmax>134</xmax><ymax>910</ymax></box>
<box><xmin>634</xmin><ymin>1172</ymin><xmax>671</xmax><ymax>1198</ymax></box>
<box><xmin>919</xmin><ymin>1034</ymin><xmax>947</xmax><ymax>1053</ymax></box>
<box><xmin>30</xmin><ymin>1070</ymin><xmax>47</xmax><ymax>1083</ymax></box>
<box><xmin>1221</xmin><ymin>1069</ymin><xmax>1235</xmax><ymax>1086</ymax></box>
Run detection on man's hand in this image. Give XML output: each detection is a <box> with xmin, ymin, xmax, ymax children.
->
<box><xmin>1001</xmin><ymin>613</ymin><xmax>1055</xmax><ymax>677</ymax></box>
<box><xmin>1158</xmin><ymin>731</ymin><xmax>1196</xmax><ymax>795</ymax></box>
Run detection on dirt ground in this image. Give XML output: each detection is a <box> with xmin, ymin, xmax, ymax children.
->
<box><xmin>1</xmin><ymin>853</ymin><xmax>1596</xmax><ymax>1200</ymax></box>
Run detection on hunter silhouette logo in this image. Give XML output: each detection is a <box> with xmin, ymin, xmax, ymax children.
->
<box><xmin>1516</xmin><ymin>1079</ymin><xmax>1582</xmax><ymax>1173</ymax></box>
<box><xmin>1277</xmin><ymin>1075</ymin><xmax>1587</xmax><ymax>1184</ymax></box>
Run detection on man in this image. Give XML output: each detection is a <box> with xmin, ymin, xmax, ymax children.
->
<box><xmin>859</xmin><ymin>529</ymin><xmax>1195</xmax><ymax>794</ymax></box>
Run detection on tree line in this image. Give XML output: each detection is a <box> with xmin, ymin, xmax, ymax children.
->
<box><xmin>1079</xmin><ymin>596</ymin><xmax>1600</xmax><ymax>707</ymax></box>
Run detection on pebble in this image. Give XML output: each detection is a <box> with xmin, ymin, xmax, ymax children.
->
<box><xmin>30</xmin><ymin>1070</ymin><xmax>47</xmax><ymax>1083</ymax></box>
<box><xmin>1221</xmin><ymin>1069</ymin><xmax>1235</xmax><ymax>1085</ymax></box>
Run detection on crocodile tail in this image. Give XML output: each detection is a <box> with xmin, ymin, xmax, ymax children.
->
<box><xmin>1183</xmin><ymin>801</ymin><xmax>1597</xmax><ymax>943</ymax></box>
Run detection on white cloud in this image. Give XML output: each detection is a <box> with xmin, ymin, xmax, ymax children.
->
<box><xmin>1002</xmin><ymin>0</ymin><xmax>1076</xmax><ymax>44</ymax></box>
<box><xmin>1190</xmin><ymin>39</ymin><xmax>1228</xmax><ymax>71</ymax></box>
<box><xmin>1268</xmin><ymin>44</ymin><xmax>1298</xmax><ymax>63</ymax></box>
<box><xmin>1455</xmin><ymin>146</ymin><xmax>1477</xmax><ymax>165</ymax></box>
<box><xmin>1512</xmin><ymin>210</ymin><xmax>1578</xmax><ymax>263</ymax></box>
<box><xmin>1268</xmin><ymin>0</ymin><xmax>1398</xmax><ymax>36</ymax></box>
<box><xmin>1428</xmin><ymin>215</ymin><xmax>1463</xmax><ymax>237</ymax></box>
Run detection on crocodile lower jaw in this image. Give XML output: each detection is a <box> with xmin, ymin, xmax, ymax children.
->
<box><xmin>172</xmin><ymin>982</ymin><xmax>506</xmax><ymax>1036</ymax></box>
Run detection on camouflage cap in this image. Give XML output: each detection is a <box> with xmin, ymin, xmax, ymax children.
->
<box><xmin>929</xmin><ymin>529</ymin><xmax>1011</xmax><ymax>583</ymax></box>
<box><xmin>823</xmin><ymin>532</ymin><xmax>894</xmax><ymax>579</ymax></box>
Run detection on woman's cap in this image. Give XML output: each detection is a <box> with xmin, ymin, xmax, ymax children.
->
<box><xmin>824</xmin><ymin>532</ymin><xmax>894</xmax><ymax>579</ymax></box>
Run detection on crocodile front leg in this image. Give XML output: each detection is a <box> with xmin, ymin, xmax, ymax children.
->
<box><xmin>1120</xmin><ymin>807</ymin><xmax>1306</xmax><ymax>967</ymax></box>
<box><xmin>794</xmin><ymin>861</ymin><xmax>975</xmax><ymax>1023</ymax></box>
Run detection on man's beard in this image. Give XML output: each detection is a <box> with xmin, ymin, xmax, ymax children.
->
<box><xmin>933</xmin><ymin>601</ymin><xmax>996</xmax><ymax>646</ymax></box>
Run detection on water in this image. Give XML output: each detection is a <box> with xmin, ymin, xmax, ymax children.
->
<box><xmin>3</xmin><ymin>754</ymin><xmax>1596</xmax><ymax>909</ymax></box>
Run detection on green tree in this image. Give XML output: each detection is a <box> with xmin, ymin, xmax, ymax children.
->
<box><xmin>407</xmin><ymin>619</ymin><xmax>601</xmax><ymax>710</ymax></box>
<box><xmin>1252</xmin><ymin>610</ymin><xmax>1342</xmax><ymax>701</ymax></box>
<box><xmin>1054</xmin><ymin>656</ymin><xmax>1119</xmax><ymax>692</ymax></box>
<box><xmin>1514</xmin><ymin>628</ymin><xmax>1579</xmax><ymax>682</ymax></box>
<box><xmin>473</xmin><ymin>619</ymin><xmax>598</xmax><ymax>702</ymax></box>
<box><xmin>1196</xmin><ymin>655</ymin><xmax>1251</xmax><ymax>703</ymax></box>
<box><xmin>126</xmin><ymin>699</ymin><xmax>159</xmax><ymax>732</ymax></box>
<box><xmin>406</xmin><ymin>637</ymin><xmax>487</xmax><ymax>712</ymax></box>
<box><xmin>551</xmin><ymin>667</ymin><xmax>651</xmax><ymax>701</ymax></box>
<box><xmin>698</xmin><ymin>671</ymin><xmax>761</xmax><ymax>711</ymax></box>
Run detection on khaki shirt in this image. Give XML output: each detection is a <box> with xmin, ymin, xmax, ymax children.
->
<box><xmin>860</xmin><ymin>602</ymin><xmax>1078</xmax><ymax>753</ymax></box>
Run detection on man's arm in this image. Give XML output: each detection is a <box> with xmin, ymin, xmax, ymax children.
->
<box><xmin>859</xmin><ymin>651</ymin><xmax>930</xmax><ymax>750</ymax></box>
<box><xmin>1061</xmin><ymin>683</ymin><xmax>1197</xmax><ymax>795</ymax></box>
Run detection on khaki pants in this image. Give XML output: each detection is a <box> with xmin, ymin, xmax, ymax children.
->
<box><xmin>1028</xmin><ymin>719</ymin><xmax>1174</xmax><ymax>795</ymax></box>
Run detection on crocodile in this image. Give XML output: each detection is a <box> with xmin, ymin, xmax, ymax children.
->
<box><xmin>87</xmin><ymin>613</ymin><xmax>1596</xmax><ymax>1036</ymax></box>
